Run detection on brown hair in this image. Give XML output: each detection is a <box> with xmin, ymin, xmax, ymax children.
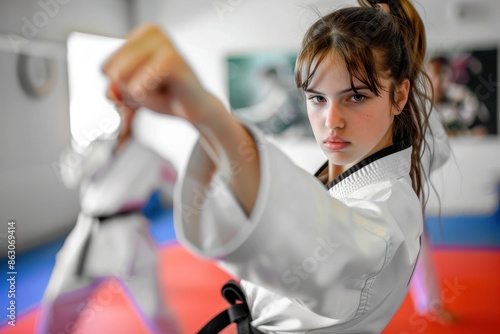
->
<box><xmin>295</xmin><ymin>0</ymin><xmax>432</xmax><ymax>202</ymax></box>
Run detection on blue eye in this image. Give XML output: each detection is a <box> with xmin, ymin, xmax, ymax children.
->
<box><xmin>349</xmin><ymin>94</ymin><xmax>365</xmax><ymax>103</ymax></box>
<box><xmin>308</xmin><ymin>95</ymin><xmax>326</xmax><ymax>103</ymax></box>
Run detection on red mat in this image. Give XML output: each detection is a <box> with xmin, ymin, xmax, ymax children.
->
<box><xmin>158</xmin><ymin>242</ymin><xmax>237</xmax><ymax>334</ymax></box>
<box><xmin>2</xmin><ymin>246</ymin><xmax>498</xmax><ymax>334</ymax></box>
<box><xmin>384</xmin><ymin>248</ymin><xmax>500</xmax><ymax>333</ymax></box>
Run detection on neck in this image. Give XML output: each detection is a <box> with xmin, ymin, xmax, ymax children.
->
<box><xmin>328</xmin><ymin>163</ymin><xmax>346</xmax><ymax>184</ymax></box>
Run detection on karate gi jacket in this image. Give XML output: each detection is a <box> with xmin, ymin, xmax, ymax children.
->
<box><xmin>175</xmin><ymin>106</ymin><xmax>449</xmax><ymax>333</ymax></box>
<box><xmin>39</xmin><ymin>137</ymin><xmax>179</xmax><ymax>334</ymax></box>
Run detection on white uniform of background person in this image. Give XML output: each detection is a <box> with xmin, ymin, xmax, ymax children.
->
<box><xmin>38</xmin><ymin>136</ymin><xmax>179</xmax><ymax>334</ymax></box>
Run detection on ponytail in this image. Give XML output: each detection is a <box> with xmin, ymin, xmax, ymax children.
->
<box><xmin>358</xmin><ymin>0</ymin><xmax>427</xmax><ymax>68</ymax></box>
<box><xmin>356</xmin><ymin>0</ymin><xmax>434</xmax><ymax>206</ymax></box>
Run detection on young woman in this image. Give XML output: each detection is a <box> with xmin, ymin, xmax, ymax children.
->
<box><xmin>102</xmin><ymin>0</ymin><xmax>440</xmax><ymax>332</ymax></box>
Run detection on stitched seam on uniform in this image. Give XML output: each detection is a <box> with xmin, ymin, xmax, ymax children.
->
<box><xmin>313</xmin><ymin>143</ymin><xmax>410</xmax><ymax>193</ymax></box>
<box><xmin>353</xmin><ymin>226</ymin><xmax>392</xmax><ymax>318</ymax></box>
<box><xmin>356</xmin><ymin>236</ymin><xmax>393</xmax><ymax>317</ymax></box>
<box><xmin>354</xmin><ymin>237</ymin><xmax>391</xmax><ymax>318</ymax></box>
<box><xmin>355</xmin><ymin>275</ymin><xmax>376</xmax><ymax>317</ymax></box>
<box><xmin>328</xmin><ymin>147</ymin><xmax>412</xmax><ymax>198</ymax></box>
<box><xmin>383</xmin><ymin>234</ymin><xmax>393</xmax><ymax>267</ymax></box>
<box><xmin>324</xmin><ymin>137</ymin><xmax>411</xmax><ymax>189</ymax></box>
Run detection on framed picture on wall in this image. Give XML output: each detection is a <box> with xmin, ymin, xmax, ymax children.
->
<box><xmin>227</xmin><ymin>52</ymin><xmax>313</xmax><ymax>138</ymax></box>
<box><xmin>427</xmin><ymin>46</ymin><xmax>498</xmax><ymax>136</ymax></box>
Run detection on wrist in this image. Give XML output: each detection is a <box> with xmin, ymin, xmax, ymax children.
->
<box><xmin>195</xmin><ymin>93</ymin><xmax>232</xmax><ymax>131</ymax></box>
<box><xmin>194</xmin><ymin>94</ymin><xmax>256</xmax><ymax>165</ymax></box>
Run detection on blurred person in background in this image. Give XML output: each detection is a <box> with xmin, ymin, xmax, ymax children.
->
<box><xmin>427</xmin><ymin>55</ymin><xmax>491</xmax><ymax>136</ymax></box>
<box><xmin>37</xmin><ymin>103</ymin><xmax>180</xmax><ymax>334</ymax></box>
<box><xmin>233</xmin><ymin>64</ymin><xmax>311</xmax><ymax>137</ymax></box>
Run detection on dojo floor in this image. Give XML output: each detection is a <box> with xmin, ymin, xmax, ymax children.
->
<box><xmin>1</xmin><ymin>203</ymin><xmax>499</xmax><ymax>334</ymax></box>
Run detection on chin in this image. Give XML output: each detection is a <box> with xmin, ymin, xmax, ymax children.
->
<box><xmin>325</xmin><ymin>154</ymin><xmax>355</xmax><ymax>168</ymax></box>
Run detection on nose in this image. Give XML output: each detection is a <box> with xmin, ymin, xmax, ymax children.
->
<box><xmin>325</xmin><ymin>103</ymin><xmax>345</xmax><ymax>130</ymax></box>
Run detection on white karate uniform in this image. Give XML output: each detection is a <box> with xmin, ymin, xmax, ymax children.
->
<box><xmin>39</xmin><ymin>137</ymin><xmax>179</xmax><ymax>334</ymax></box>
<box><xmin>174</xmin><ymin>124</ymin><xmax>425</xmax><ymax>333</ymax></box>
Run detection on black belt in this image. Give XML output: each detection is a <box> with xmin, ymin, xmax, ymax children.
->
<box><xmin>76</xmin><ymin>209</ymin><xmax>143</xmax><ymax>277</ymax></box>
<box><xmin>197</xmin><ymin>280</ymin><xmax>264</xmax><ymax>334</ymax></box>
<box><xmin>95</xmin><ymin>207</ymin><xmax>142</xmax><ymax>222</ymax></box>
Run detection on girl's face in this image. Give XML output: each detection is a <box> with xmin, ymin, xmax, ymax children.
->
<box><xmin>305</xmin><ymin>54</ymin><xmax>406</xmax><ymax>175</ymax></box>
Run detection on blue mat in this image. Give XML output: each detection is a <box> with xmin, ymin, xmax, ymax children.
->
<box><xmin>426</xmin><ymin>206</ymin><xmax>500</xmax><ymax>248</ymax></box>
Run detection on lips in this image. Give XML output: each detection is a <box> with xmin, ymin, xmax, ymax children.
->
<box><xmin>324</xmin><ymin>136</ymin><xmax>350</xmax><ymax>151</ymax></box>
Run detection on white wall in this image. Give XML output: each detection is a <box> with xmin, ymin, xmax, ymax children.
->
<box><xmin>0</xmin><ymin>0</ymin><xmax>131</xmax><ymax>42</ymax></box>
<box><xmin>0</xmin><ymin>0</ymin><xmax>131</xmax><ymax>252</ymax></box>
<box><xmin>132</xmin><ymin>0</ymin><xmax>500</xmax><ymax>215</ymax></box>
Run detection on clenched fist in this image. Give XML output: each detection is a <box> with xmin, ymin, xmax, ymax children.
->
<box><xmin>103</xmin><ymin>24</ymin><xmax>225</xmax><ymax>127</ymax></box>
<box><xmin>103</xmin><ymin>24</ymin><xmax>260</xmax><ymax>216</ymax></box>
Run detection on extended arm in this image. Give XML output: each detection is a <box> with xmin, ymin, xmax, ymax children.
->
<box><xmin>103</xmin><ymin>24</ymin><xmax>259</xmax><ymax>216</ymax></box>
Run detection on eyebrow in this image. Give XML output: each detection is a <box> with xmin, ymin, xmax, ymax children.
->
<box><xmin>304</xmin><ymin>86</ymin><xmax>371</xmax><ymax>95</ymax></box>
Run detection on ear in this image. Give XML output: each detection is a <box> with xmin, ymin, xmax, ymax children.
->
<box><xmin>393</xmin><ymin>79</ymin><xmax>410</xmax><ymax>115</ymax></box>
